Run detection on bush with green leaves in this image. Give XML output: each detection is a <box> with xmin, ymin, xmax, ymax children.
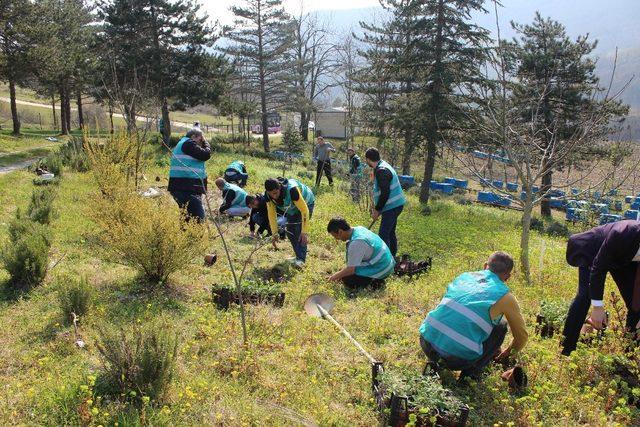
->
<box><xmin>41</xmin><ymin>153</ymin><xmax>64</xmax><ymax>178</ymax></box>
<box><xmin>26</xmin><ymin>187</ymin><xmax>57</xmax><ymax>225</ymax></box>
<box><xmin>539</xmin><ymin>299</ymin><xmax>569</xmax><ymax>328</ymax></box>
<box><xmin>57</xmin><ymin>275</ymin><xmax>93</xmax><ymax>324</ymax></box>
<box><xmin>58</xmin><ymin>136</ymin><xmax>90</xmax><ymax>172</ymax></box>
<box><xmin>545</xmin><ymin>221</ymin><xmax>570</xmax><ymax>237</ymax></box>
<box><xmin>282</xmin><ymin>124</ymin><xmax>304</xmax><ymax>154</ymax></box>
<box><xmin>1</xmin><ymin>219</ymin><xmax>51</xmax><ymax>289</ymax></box>
<box><xmin>528</xmin><ymin>216</ymin><xmax>545</xmax><ymax>232</ymax></box>
<box><xmin>96</xmin><ymin>320</ymin><xmax>179</xmax><ymax>403</ymax></box>
<box><xmin>380</xmin><ymin>367</ymin><xmax>464</xmax><ymax>417</ymax></box>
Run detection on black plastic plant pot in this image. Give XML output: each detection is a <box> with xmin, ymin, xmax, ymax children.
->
<box><xmin>394</xmin><ymin>255</ymin><xmax>433</xmax><ymax>278</ymax></box>
<box><xmin>212</xmin><ymin>287</ymin><xmax>285</xmax><ymax>310</ymax></box>
<box><xmin>386</xmin><ymin>393</ymin><xmax>469</xmax><ymax>427</ymax></box>
<box><xmin>535</xmin><ymin>314</ymin><xmax>556</xmax><ymax>338</ymax></box>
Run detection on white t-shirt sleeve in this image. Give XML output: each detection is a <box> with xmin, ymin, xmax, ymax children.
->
<box><xmin>347</xmin><ymin>240</ymin><xmax>374</xmax><ymax>267</ymax></box>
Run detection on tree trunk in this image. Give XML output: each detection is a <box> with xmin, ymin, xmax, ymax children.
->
<box><xmin>59</xmin><ymin>87</ymin><xmax>68</xmax><ymax>135</ymax></box>
<box><xmin>65</xmin><ymin>91</ymin><xmax>72</xmax><ymax>132</ymax></box>
<box><xmin>8</xmin><ymin>79</ymin><xmax>20</xmax><ymax>135</ymax></box>
<box><xmin>419</xmin><ymin>139</ymin><xmax>437</xmax><ymax>203</ymax></box>
<box><xmin>520</xmin><ymin>190</ymin><xmax>534</xmax><ymax>285</ymax></box>
<box><xmin>108</xmin><ymin>103</ymin><xmax>114</xmax><ymax>135</ymax></box>
<box><xmin>401</xmin><ymin>130</ymin><xmax>414</xmax><ymax>175</ymax></box>
<box><xmin>300</xmin><ymin>111</ymin><xmax>310</xmax><ymax>142</ymax></box>
<box><xmin>124</xmin><ymin>104</ymin><xmax>137</xmax><ymax>134</ymax></box>
<box><xmin>161</xmin><ymin>97</ymin><xmax>171</xmax><ymax>144</ymax></box>
<box><xmin>51</xmin><ymin>94</ymin><xmax>58</xmax><ymax>130</ymax></box>
<box><xmin>76</xmin><ymin>91</ymin><xmax>84</xmax><ymax>130</ymax></box>
<box><xmin>540</xmin><ymin>159</ymin><xmax>552</xmax><ymax>217</ymax></box>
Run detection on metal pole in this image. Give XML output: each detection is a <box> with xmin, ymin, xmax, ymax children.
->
<box><xmin>316</xmin><ymin>304</ymin><xmax>377</xmax><ymax>364</ymax></box>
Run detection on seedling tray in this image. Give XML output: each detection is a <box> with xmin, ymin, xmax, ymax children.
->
<box><xmin>212</xmin><ymin>287</ymin><xmax>285</xmax><ymax>310</ymax></box>
<box><xmin>371</xmin><ymin>363</ymin><xmax>469</xmax><ymax>427</ymax></box>
<box><xmin>535</xmin><ymin>314</ymin><xmax>556</xmax><ymax>338</ymax></box>
<box><xmin>395</xmin><ymin>255</ymin><xmax>433</xmax><ymax>278</ymax></box>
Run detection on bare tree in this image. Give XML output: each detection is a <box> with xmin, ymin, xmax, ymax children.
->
<box><xmin>333</xmin><ymin>31</ymin><xmax>362</xmax><ymax>144</ymax></box>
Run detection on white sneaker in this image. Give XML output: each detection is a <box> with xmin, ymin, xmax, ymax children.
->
<box><xmin>294</xmin><ymin>259</ymin><xmax>305</xmax><ymax>268</ymax></box>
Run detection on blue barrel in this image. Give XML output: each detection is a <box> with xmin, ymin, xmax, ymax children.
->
<box><xmin>506</xmin><ymin>182</ymin><xmax>518</xmax><ymax>192</ymax></box>
<box><xmin>566</xmin><ymin>208</ymin><xmax>586</xmax><ymax>221</ymax></box>
<box><xmin>634</xmin><ymin>197</ymin><xmax>640</xmax><ymax>204</ymax></box>
<box><xmin>625</xmin><ymin>196</ymin><xmax>633</xmax><ymax>204</ymax></box>
<box><xmin>478</xmin><ymin>191</ymin><xmax>497</xmax><ymax>204</ymax></box>
<box><xmin>439</xmin><ymin>183</ymin><xmax>454</xmax><ymax>195</ymax></box>
<box><xmin>444</xmin><ymin>177</ymin><xmax>456</xmax><ymax>184</ymax></box>
<box><xmin>549</xmin><ymin>197</ymin><xmax>565</xmax><ymax>209</ymax></box>
<box><xmin>532</xmin><ymin>185</ymin><xmax>540</xmax><ymax>193</ymax></box>
<box><xmin>473</xmin><ymin>150</ymin><xmax>489</xmax><ymax>159</ymax></box>
<box><xmin>495</xmin><ymin>195</ymin><xmax>511</xmax><ymax>207</ymax></box>
<box><xmin>399</xmin><ymin>175</ymin><xmax>416</xmax><ymax>188</ymax></box>
<box><xmin>594</xmin><ymin>191</ymin><xmax>601</xmax><ymax>200</ymax></box>
<box><xmin>429</xmin><ymin>180</ymin><xmax>440</xmax><ymax>190</ymax></box>
<box><xmin>614</xmin><ymin>201</ymin><xmax>623</xmax><ymax>211</ymax></box>
<box><xmin>591</xmin><ymin>203</ymin><xmax>609</xmax><ymax>214</ymax></box>
<box><xmin>624</xmin><ymin>210</ymin><xmax>640</xmax><ymax>220</ymax></box>
<box><xmin>608</xmin><ymin>189</ymin><xmax>618</xmax><ymax>196</ymax></box>
<box><xmin>571</xmin><ymin>188</ymin><xmax>580</xmax><ymax>196</ymax></box>
<box><xmin>632</xmin><ymin>202</ymin><xmax>640</xmax><ymax>210</ymax></box>
<box><xmin>492</xmin><ymin>180</ymin><xmax>504</xmax><ymax>189</ymax></box>
<box><xmin>599</xmin><ymin>214</ymin><xmax>622</xmax><ymax>225</ymax></box>
<box><xmin>453</xmin><ymin>179</ymin><xmax>468</xmax><ymax>189</ymax></box>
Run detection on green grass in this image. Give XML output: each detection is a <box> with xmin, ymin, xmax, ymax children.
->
<box><xmin>0</xmin><ymin>142</ymin><xmax>638</xmax><ymax>426</ymax></box>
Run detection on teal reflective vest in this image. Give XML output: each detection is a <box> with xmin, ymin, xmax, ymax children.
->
<box><xmin>169</xmin><ymin>137</ymin><xmax>207</xmax><ymax>180</ymax></box>
<box><xmin>223</xmin><ymin>182</ymin><xmax>248</xmax><ymax>208</ymax></box>
<box><xmin>419</xmin><ymin>270</ymin><xmax>509</xmax><ymax>361</ymax></box>
<box><xmin>227</xmin><ymin>160</ymin><xmax>245</xmax><ymax>174</ymax></box>
<box><xmin>278</xmin><ymin>178</ymin><xmax>315</xmax><ymax>217</ymax></box>
<box><xmin>346</xmin><ymin>226</ymin><xmax>395</xmax><ymax>279</ymax></box>
<box><xmin>373</xmin><ymin>160</ymin><xmax>406</xmax><ymax>212</ymax></box>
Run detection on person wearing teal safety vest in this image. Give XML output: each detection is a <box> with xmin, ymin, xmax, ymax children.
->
<box><xmin>365</xmin><ymin>147</ymin><xmax>406</xmax><ymax>257</ymax></box>
<box><xmin>347</xmin><ymin>148</ymin><xmax>364</xmax><ymax>202</ymax></box>
<box><xmin>419</xmin><ymin>252</ymin><xmax>528</xmax><ymax>380</ymax></box>
<box><xmin>224</xmin><ymin>160</ymin><xmax>249</xmax><ymax>187</ymax></box>
<box><xmin>168</xmin><ymin>129</ymin><xmax>210</xmax><ymax>222</ymax></box>
<box><xmin>327</xmin><ymin>217</ymin><xmax>395</xmax><ymax>294</ymax></box>
<box><xmin>214</xmin><ymin>178</ymin><xmax>252</xmax><ymax>217</ymax></box>
<box><xmin>265</xmin><ymin>177</ymin><xmax>315</xmax><ymax>266</ymax></box>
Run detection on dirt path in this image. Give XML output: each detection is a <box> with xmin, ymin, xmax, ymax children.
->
<box><xmin>0</xmin><ymin>97</ymin><xmax>197</xmax><ymax>130</ymax></box>
<box><xmin>0</xmin><ymin>157</ymin><xmax>41</xmax><ymax>175</ymax></box>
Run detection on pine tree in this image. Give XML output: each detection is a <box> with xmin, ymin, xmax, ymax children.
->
<box><xmin>219</xmin><ymin>0</ymin><xmax>291</xmax><ymax>152</ymax></box>
<box><xmin>0</xmin><ymin>0</ymin><xmax>37</xmax><ymax>135</ymax></box>
<box><xmin>509</xmin><ymin>13</ymin><xmax>627</xmax><ymax>217</ymax></box>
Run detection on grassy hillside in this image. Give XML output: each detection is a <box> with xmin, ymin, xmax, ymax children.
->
<box><xmin>0</xmin><ymin>135</ymin><xmax>638</xmax><ymax>426</ymax></box>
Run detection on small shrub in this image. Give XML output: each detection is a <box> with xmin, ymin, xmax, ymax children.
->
<box><xmin>42</xmin><ymin>153</ymin><xmax>64</xmax><ymax>177</ymax></box>
<box><xmin>454</xmin><ymin>195</ymin><xmax>472</xmax><ymax>206</ymax></box>
<box><xmin>57</xmin><ymin>275</ymin><xmax>93</xmax><ymax>324</ymax></box>
<box><xmin>545</xmin><ymin>221</ymin><xmax>570</xmax><ymax>238</ymax></box>
<box><xmin>89</xmin><ymin>192</ymin><xmax>208</xmax><ymax>285</ymax></box>
<box><xmin>26</xmin><ymin>187</ymin><xmax>57</xmax><ymax>225</ymax></box>
<box><xmin>282</xmin><ymin>124</ymin><xmax>304</xmax><ymax>154</ymax></box>
<box><xmin>58</xmin><ymin>136</ymin><xmax>90</xmax><ymax>172</ymax></box>
<box><xmin>528</xmin><ymin>217</ymin><xmax>545</xmax><ymax>232</ymax></box>
<box><xmin>96</xmin><ymin>320</ymin><xmax>179</xmax><ymax>403</ymax></box>
<box><xmin>1</xmin><ymin>221</ymin><xmax>51</xmax><ymax>289</ymax></box>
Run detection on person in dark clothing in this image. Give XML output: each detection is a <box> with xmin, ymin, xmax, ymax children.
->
<box><xmin>214</xmin><ymin>178</ymin><xmax>251</xmax><ymax>216</ymax></box>
<box><xmin>168</xmin><ymin>129</ymin><xmax>211</xmax><ymax>222</ymax></box>
<box><xmin>313</xmin><ymin>136</ymin><xmax>336</xmax><ymax>187</ymax></box>
<box><xmin>248</xmin><ymin>194</ymin><xmax>270</xmax><ymax>237</ymax></box>
<box><xmin>365</xmin><ymin>147</ymin><xmax>406</xmax><ymax>257</ymax></box>
<box><xmin>562</xmin><ymin>220</ymin><xmax>640</xmax><ymax>355</ymax></box>
<box><xmin>224</xmin><ymin>160</ymin><xmax>249</xmax><ymax>187</ymax></box>
<box><xmin>347</xmin><ymin>148</ymin><xmax>363</xmax><ymax>202</ymax></box>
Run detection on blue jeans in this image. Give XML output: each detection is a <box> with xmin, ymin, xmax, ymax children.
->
<box><xmin>170</xmin><ymin>190</ymin><xmax>205</xmax><ymax>222</ymax></box>
<box><xmin>286</xmin><ymin>204</ymin><xmax>314</xmax><ymax>261</ymax></box>
<box><xmin>379</xmin><ymin>205</ymin><xmax>403</xmax><ymax>257</ymax></box>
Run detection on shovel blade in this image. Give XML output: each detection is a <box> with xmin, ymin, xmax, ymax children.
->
<box><xmin>304</xmin><ymin>293</ymin><xmax>336</xmax><ymax>317</ymax></box>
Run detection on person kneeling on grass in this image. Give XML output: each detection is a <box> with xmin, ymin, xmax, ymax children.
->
<box><xmin>419</xmin><ymin>251</ymin><xmax>528</xmax><ymax>380</ymax></box>
<box><xmin>215</xmin><ymin>178</ymin><xmax>251</xmax><ymax>217</ymax></box>
<box><xmin>327</xmin><ymin>217</ymin><xmax>395</xmax><ymax>293</ymax></box>
<box><xmin>247</xmin><ymin>193</ymin><xmax>286</xmax><ymax>239</ymax></box>
<box><xmin>224</xmin><ymin>160</ymin><xmax>249</xmax><ymax>187</ymax></box>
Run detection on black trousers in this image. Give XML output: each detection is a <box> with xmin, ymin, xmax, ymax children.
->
<box><xmin>315</xmin><ymin>160</ymin><xmax>333</xmax><ymax>186</ymax></box>
<box><xmin>420</xmin><ymin>321</ymin><xmax>507</xmax><ymax>378</ymax></box>
<box><xmin>342</xmin><ymin>274</ymin><xmax>384</xmax><ymax>291</ymax></box>
<box><xmin>562</xmin><ymin>265</ymin><xmax>640</xmax><ymax>355</ymax></box>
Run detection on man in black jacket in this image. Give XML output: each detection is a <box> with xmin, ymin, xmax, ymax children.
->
<box><xmin>347</xmin><ymin>148</ymin><xmax>363</xmax><ymax>202</ymax></box>
<box><xmin>562</xmin><ymin>220</ymin><xmax>640</xmax><ymax>355</ymax></box>
<box><xmin>168</xmin><ymin>129</ymin><xmax>211</xmax><ymax>222</ymax></box>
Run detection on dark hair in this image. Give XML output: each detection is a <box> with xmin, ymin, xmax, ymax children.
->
<box><xmin>265</xmin><ymin>178</ymin><xmax>280</xmax><ymax>191</ymax></box>
<box><xmin>487</xmin><ymin>251</ymin><xmax>514</xmax><ymax>275</ymax></box>
<box><xmin>245</xmin><ymin>195</ymin><xmax>255</xmax><ymax>206</ymax></box>
<box><xmin>186</xmin><ymin>129</ymin><xmax>203</xmax><ymax>139</ymax></box>
<box><xmin>365</xmin><ymin>147</ymin><xmax>380</xmax><ymax>162</ymax></box>
<box><xmin>327</xmin><ymin>217</ymin><xmax>351</xmax><ymax>233</ymax></box>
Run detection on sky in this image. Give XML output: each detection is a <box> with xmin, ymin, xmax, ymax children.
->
<box><xmin>208</xmin><ymin>0</ymin><xmax>379</xmax><ymax>25</ymax></box>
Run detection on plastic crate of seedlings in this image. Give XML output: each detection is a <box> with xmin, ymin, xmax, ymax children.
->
<box><xmin>536</xmin><ymin>300</ymin><xmax>569</xmax><ymax>338</ymax></box>
<box><xmin>394</xmin><ymin>254</ymin><xmax>432</xmax><ymax>278</ymax></box>
<box><xmin>211</xmin><ymin>262</ymin><xmax>295</xmax><ymax>310</ymax></box>
<box><xmin>374</xmin><ymin>366</ymin><xmax>469</xmax><ymax>427</ymax></box>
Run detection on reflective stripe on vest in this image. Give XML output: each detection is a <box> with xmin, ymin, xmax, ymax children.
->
<box><xmin>227</xmin><ymin>160</ymin><xmax>244</xmax><ymax>173</ymax></box>
<box><xmin>223</xmin><ymin>183</ymin><xmax>247</xmax><ymax>208</ymax></box>
<box><xmin>346</xmin><ymin>226</ymin><xmax>395</xmax><ymax>279</ymax></box>
<box><xmin>169</xmin><ymin>137</ymin><xmax>207</xmax><ymax>180</ymax></box>
<box><xmin>419</xmin><ymin>270</ymin><xmax>509</xmax><ymax>361</ymax></box>
<box><xmin>279</xmin><ymin>178</ymin><xmax>315</xmax><ymax>217</ymax></box>
<box><xmin>373</xmin><ymin>160</ymin><xmax>406</xmax><ymax>212</ymax></box>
